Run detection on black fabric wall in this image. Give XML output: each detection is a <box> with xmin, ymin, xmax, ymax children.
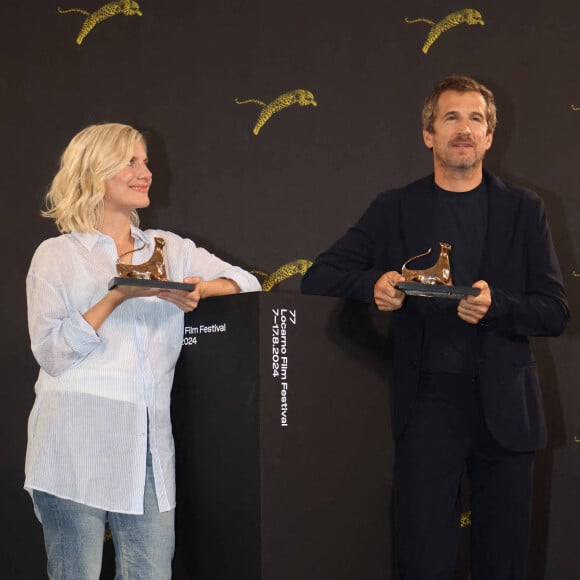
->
<box><xmin>1</xmin><ymin>1</ymin><xmax>579</xmax><ymax>578</ymax></box>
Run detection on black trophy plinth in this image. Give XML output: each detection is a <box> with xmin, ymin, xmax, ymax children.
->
<box><xmin>396</xmin><ymin>281</ymin><xmax>480</xmax><ymax>299</ymax></box>
<box><xmin>108</xmin><ymin>277</ymin><xmax>195</xmax><ymax>291</ymax></box>
<box><xmin>171</xmin><ymin>292</ymin><xmax>396</xmax><ymax>580</ymax></box>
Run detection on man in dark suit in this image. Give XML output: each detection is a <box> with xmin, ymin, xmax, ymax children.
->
<box><xmin>301</xmin><ymin>76</ymin><xmax>569</xmax><ymax>580</ymax></box>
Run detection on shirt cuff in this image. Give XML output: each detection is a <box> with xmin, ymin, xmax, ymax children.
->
<box><xmin>62</xmin><ymin>311</ymin><xmax>102</xmax><ymax>357</ymax></box>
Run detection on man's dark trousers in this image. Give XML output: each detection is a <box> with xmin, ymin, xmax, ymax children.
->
<box><xmin>395</xmin><ymin>372</ymin><xmax>534</xmax><ymax>580</ymax></box>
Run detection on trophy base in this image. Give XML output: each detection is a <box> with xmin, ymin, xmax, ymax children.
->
<box><xmin>396</xmin><ymin>282</ymin><xmax>480</xmax><ymax>300</ymax></box>
<box><xmin>108</xmin><ymin>277</ymin><xmax>196</xmax><ymax>292</ymax></box>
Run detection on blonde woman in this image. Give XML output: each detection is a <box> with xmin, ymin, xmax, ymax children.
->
<box><xmin>25</xmin><ymin>123</ymin><xmax>261</xmax><ymax>579</ymax></box>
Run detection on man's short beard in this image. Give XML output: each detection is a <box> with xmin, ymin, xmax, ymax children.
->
<box><xmin>436</xmin><ymin>151</ymin><xmax>485</xmax><ymax>173</ymax></box>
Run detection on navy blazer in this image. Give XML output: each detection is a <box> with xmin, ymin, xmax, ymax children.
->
<box><xmin>301</xmin><ymin>171</ymin><xmax>569</xmax><ymax>451</ymax></box>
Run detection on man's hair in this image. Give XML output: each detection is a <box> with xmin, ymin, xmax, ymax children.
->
<box><xmin>422</xmin><ymin>75</ymin><xmax>497</xmax><ymax>135</ymax></box>
<box><xmin>42</xmin><ymin>123</ymin><xmax>144</xmax><ymax>233</ymax></box>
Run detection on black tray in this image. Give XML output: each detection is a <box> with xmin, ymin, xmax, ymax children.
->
<box><xmin>108</xmin><ymin>277</ymin><xmax>195</xmax><ymax>292</ymax></box>
<box><xmin>396</xmin><ymin>282</ymin><xmax>480</xmax><ymax>300</ymax></box>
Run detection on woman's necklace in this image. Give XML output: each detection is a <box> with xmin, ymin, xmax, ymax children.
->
<box><xmin>117</xmin><ymin>242</ymin><xmax>146</xmax><ymax>265</ymax></box>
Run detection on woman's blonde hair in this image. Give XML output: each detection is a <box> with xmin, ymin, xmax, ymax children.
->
<box><xmin>42</xmin><ymin>123</ymin><xmax>145</xmax><ymax>233</ymax></box>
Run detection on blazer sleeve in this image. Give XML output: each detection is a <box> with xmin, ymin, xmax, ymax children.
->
<box><xmin>301</xmin><ymin>194</ymin><xmax>396</xmax><ymax>303</ymax></box>
<box><xmin>484</xmin><ymin>194</ymin><xmax>569</xmax><ymax>337</ymax></box>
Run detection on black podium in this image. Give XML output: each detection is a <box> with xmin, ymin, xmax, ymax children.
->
<box><xmin>171</xmin><ymin>292</ymin><xmax>396</xmax><ymax>580</ymax></box>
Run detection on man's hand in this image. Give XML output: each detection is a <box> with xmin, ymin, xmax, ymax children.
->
<box><xmin>457</xmin><ymin>280</ymin><xmax>491</xmax><ymax>324</ymax></box>
<box><xmin>374</xmin><ymin>271</ymin><xmax>406</xmax><ymax>311</ymax></box>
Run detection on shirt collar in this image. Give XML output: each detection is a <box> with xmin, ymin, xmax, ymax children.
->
<box><xmin>71</xmin><ymin>225</ymin><xmax>148</xmax><ymax>251</ymax></box>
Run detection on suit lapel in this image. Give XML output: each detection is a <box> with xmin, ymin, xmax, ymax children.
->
<box><xmin>480</xmin><ymin>171</ymin><xmax>515</xmax><ymax>280</ymax></box>
<box><xmin>400</xmin><ymin>175</ymin><xmax>435</xmax><ymax>260</ymax></box>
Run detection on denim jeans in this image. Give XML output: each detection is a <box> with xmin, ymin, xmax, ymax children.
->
<box><xmin>33</xmin><ymin>449</ymin><xmax>175</xmax><ymax>580</ymax></box>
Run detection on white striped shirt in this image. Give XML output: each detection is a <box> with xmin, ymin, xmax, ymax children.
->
<box><xmin>25</xmin><ymin>226</ymin><xmax>261</xmax><ymax>515</ymax></box>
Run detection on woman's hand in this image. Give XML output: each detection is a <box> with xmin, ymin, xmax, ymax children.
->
<box><xmin>158</xmin><ymin>276</ymin><xmax>241</xmax><ymax>312</ymax></box>
<box><xmin>157</xmin><ymin>277</ymin><xmax>202</xmax><ymax>312</ymax></box>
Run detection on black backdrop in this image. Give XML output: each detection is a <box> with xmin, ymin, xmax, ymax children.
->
<box><xmin>1</xmin><ymin>1</ymin><xmax>579</xmax><ymax>578</ymax></box>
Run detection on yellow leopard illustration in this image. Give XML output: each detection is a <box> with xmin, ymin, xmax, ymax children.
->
<box><xmin>252</xmin><ymin>259</ymin><xmax>313</xmax><ymax>291</ymax></box>
<box><xmin>58</xmin><ymin>0</ymin><xmax>142</xmax><ymax>45</ymax></box>
<box><xmin>460</xmin><ymin>510</ymin><xmax>472</xmax><ymax>528</ymax></box>
<box><xmin>235</xmin><ymin>89</ymin><xmax>317</xmax><ymax>135</ymax></box>
<box><xmin>405</xmin><ymin>9</ymin><xmax>485</xmax><ymax>54</ymax></box>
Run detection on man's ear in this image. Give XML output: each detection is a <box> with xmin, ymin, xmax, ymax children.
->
<box><xmin>485</xmin><ymin>131</ymin><xmax>493</xmax><ymax>150</ymax></box>
<box><xmin>423</xmin><ymin>129</ymin><xmax>433</xmax><ymax>149</ymax></box>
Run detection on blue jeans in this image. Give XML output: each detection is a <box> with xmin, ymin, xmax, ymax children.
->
<box><xmin>33</xmin><ymin>450</ymin><xmax>175</xmax><ymax>580</ymax></box>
